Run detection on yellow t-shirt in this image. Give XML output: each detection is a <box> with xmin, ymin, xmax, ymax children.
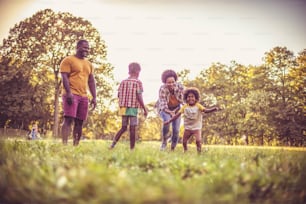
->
<box><xmin>179</xmin><ymin>103</ymin><xmax>205</xmax><ymax>130</ymax></box>
<box><xmin>60</xmin><ymin>55</ymin><xmax>94</xmax><ymax>97</ymax></box>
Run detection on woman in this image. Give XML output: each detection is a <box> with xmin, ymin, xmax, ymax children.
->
<box><xmin>156</xmin><ymin>69</ymin><xmax>184</xmax><ymax>151</ymax></box>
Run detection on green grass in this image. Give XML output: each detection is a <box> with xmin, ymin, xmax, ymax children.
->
<box><xmin>0</xmin><ymin>139</ymin><xmax>305</xmax><ymax>204</ymax></box>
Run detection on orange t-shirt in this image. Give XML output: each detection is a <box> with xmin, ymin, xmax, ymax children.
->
<box><xmin>60</xmin><ymin>55</ymin><xmax>94</xmax><ymax>97</ymax></box>
<box><xmin>168</xmin><ymin>93</ymin><xmax>180</xmax><ymax>109</ymax></box>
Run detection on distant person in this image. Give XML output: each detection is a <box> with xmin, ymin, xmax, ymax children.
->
<box><xmin>60</xmin><ymin>39</ymin><xmax>97</xmax><ymax>146</ymax></box>
<box><xmin>109</xmin><ymin>62</ymin><xmax>148</xmax><ymax>150</ymax></box>
<box><xmin>156</xmin><ymin>69</ymin><xmax>184</xmax><ymax>151</ymax></box>
<box><xmin>28</xmin><ymin>124</ymin><xmax>40</xmax><ymax>140</ymax></box>
<box><xmin>164</xmin><ymin>87</ymin><xmax>219</xmax><ymax>153</ymax></box>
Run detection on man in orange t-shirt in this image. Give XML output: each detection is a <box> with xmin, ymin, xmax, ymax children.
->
<box><xmin>60</xmin><ymin>39</ymin><xmax>96</xmax><ymax>146</ymax></box>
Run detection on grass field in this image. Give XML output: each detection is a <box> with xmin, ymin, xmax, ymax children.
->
<box><xmin>0</xmin><ymin>139</ymin><xmax>305</xmax><ymax>204</ymax></box>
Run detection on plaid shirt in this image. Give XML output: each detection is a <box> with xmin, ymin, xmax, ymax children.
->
<box><xmin>118</xmin><ymin>78</ymin><xmax>143</xmax><ymax>108</ymax></box>
<box><xmin>156</xmin><ymin>82</ymin><xmax>184</xmax><ymax>112</ymax></box>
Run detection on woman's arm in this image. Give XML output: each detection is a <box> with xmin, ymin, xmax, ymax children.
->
<box><xmin>164</xmin><ymin>112</ymin><xmax>182</xmax><ymax>125</ymax></box>
<box><xmin>158</xmin><ymin>85</ymin><xmax>169</xmax><ymax>113</ymax></box>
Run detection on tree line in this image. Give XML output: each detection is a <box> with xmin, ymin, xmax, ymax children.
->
<box><xmin>181</xmin><ymin>48</ymin><xmax>305</xmax><ymax>146</ymax></box>
<box><xmin>138</xmin><ymin>47</ymin><xmax>305</xmax><ymax>146</ymax></box>
<box><xmin>0</xmin><ymin>9</ymin><xmax>305</xmax><ymax>146</ymax></box>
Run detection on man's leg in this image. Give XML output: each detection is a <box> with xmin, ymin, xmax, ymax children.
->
<box><xmin>61</xmin><ymin>94</ymin><xmax>78</xmax><ymax>145</ymax></box>
<box><xmin>61</xmin><ymin>116</ymin><xmax>74</xmax><ymax>145</ymax></box>
<box><xmin>73</xmin><ymin>118</ymin><xmax>83</xmax><ymax>146</ymax></box>
<box><xmin>73</xmin><ymin>95</ymin><xmax>88</xmax><ymax>146</ymax></box>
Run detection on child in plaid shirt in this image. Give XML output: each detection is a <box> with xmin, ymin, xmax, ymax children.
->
<box><xmin>110</xmin><ymin>62</ymin><xmax>148</xmax><ymax>150</ymax></box>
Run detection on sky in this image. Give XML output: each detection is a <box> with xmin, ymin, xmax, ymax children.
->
<box><xmin>0</xmin><ymin>0</ymin><xmax>305</xmax><ymax>103</ymax></box>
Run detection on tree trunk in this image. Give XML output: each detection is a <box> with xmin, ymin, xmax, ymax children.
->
<box><xmin>245</xmin><ymin>135</ymin><xmax>249</xmax><ymax>145</ymax></box>
<box><xmin>260</xmin><ymin>130</ymin><xmax>264</xmax><ymax>145</ymax></box>
<box><xmin>0</xmin><ymin>114</ymin><xmax>8</xmax><ymax>128</ymax></box>
<box><xmin>53</xmin><ymin>86</ymin><xmax>60</xmax><ymax>138</ymax></box>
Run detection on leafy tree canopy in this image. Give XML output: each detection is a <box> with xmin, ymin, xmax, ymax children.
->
<box><xmin>0</xmin><ymin>9</ymin><xmax>115</xmax><ymax>133</ymax></box>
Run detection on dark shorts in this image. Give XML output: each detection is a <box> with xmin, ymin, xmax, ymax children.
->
<box><xmin>62</xmin><ymin>94</ymin><xmax>89</xmax><ymax>121</ymax></box>
<box><xmin>122</xmin><ymin>116</ymin><xmax>138</xmax><ymax>126</ymax></box>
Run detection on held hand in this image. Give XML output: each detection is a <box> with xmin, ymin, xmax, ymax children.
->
<box><xmin>174</xmin><ymin>107</ymin><xmax>180</xmax><ymax>114</ymax></box>
<box><xmin>169</xmin><ymin>111</ymin><xmax>176</xmax><ymax>117</ymax></box>
<box><xmin>164</xmin><ymin>120</ymin><xmax>170</xmax><ymax>126</ymax></box>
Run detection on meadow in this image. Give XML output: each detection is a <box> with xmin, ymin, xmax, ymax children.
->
<box><xmin>0</xmin><ymin>139</ymin><xmax>305</xmax><ymax>204</ymax></box>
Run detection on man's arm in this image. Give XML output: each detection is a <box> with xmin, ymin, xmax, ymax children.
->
<box><xmin>88</xmin><ymin>73</ymin><xmax>97</xmax><ymax>110</ymax></box>
<box><xmin>61</xmin><ymin>73</ymin><xmax>71</xmax><ymax>94</ymax></box>
<box><xmin>61</xmin><ymin>72</ymin><xmax>73</xmax><ymax>105</ymax></box>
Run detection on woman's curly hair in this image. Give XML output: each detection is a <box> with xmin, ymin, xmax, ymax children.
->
<box><xmin>183</xmin><ymin>87</ymin><xmax>200</xmax><ymax>102</ymax></box>
<box><xmin>161</xmin><ymin>69</ymin><xmax>178</xmax><ymax>83</ymax></box>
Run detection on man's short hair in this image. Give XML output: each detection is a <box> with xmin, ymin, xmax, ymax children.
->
<box><xmin>76</xmin><ymin>39</ymin><xmax>88</xmax><ymax>48</ymax></box>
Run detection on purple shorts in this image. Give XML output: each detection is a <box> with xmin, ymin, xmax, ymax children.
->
<box><xmin>62</xmin><ymin>94</ymin><xmax>89</xmax><ymax>121</ymax></box>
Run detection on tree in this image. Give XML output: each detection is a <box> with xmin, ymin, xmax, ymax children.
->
<box><xmin>138</xmin><ymin>102</ymin><xmax>162</xmax><ymax>141</ymax></box>
<box><xmin>288</xmin><ymin>49</ymin><xmax>306</xmax><ymax>145</ymax></box>
<box><xmin>241</xmin><ymin>90</ymin><xmax>275</xmax><ymax>145</ymax></box>
<box><xmin>0</xmin><ymin>9</ymin><xmax>114</xmax><ymax>137</ymax></box>
<box><xmin>264</xmin><ymin>47</ymin><xmax>300</xmax><ymax>145</ymax></box>
<box><xmin>238</xmin><ymin>65</ymin><xmax>274</xmax><ymax>145</ymax></box>
<box><xmin>0</xmin><ymin>57</ymin><xmax>52</xmax><ymax>130</ymax></box>
<box><xmin>188</xmin><ymin>63</ymin><xmax>234</xmax><ymax>144</ymax></box>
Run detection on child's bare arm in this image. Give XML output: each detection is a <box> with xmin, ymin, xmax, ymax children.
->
<box><xmin>203</xmin><ymin>107</ymin><xmax>218</xmax><ymax>113</ymax></box>
<box><xmin>137</xmin><ymin>93</ymin><xmax>148</xmax><ymax>117</ymax></box>
<box><xmin>164</xmin><ymin>112</ymin><xmax>181</xmax><ymax>125</ymax></box>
